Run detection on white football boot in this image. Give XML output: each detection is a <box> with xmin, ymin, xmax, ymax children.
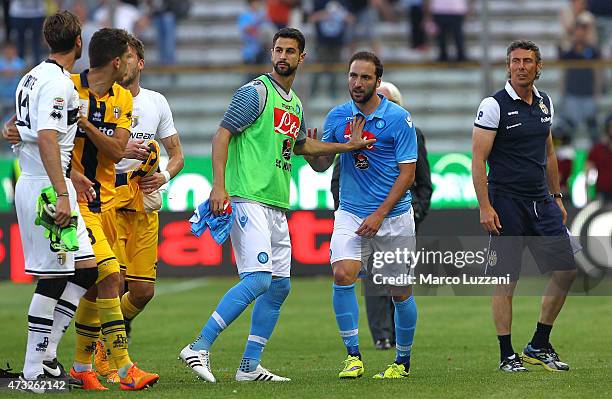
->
<box><xmin>179</xmin><ymin>345</ymin><xmax>216</xmax><ymax>382</ymax></box>
<box><xmin>235</xmin><ymin>364</ymin><xmax>291</xmax><ymax>382</ymax></box>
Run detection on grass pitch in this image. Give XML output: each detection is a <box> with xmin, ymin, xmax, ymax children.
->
<box><xmin>0</xmin><ymin>277</ymin><xmax>610</xmax><ymax>398</ymax></box>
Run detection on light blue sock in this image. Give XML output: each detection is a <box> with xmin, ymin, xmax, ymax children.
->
<box><xmin>393</xmin><ymin>296</ymin><xmax>417</xmax><ymax>367</ymax></box>
<box><xmin>191</xmin><ymin>272</ymin><xmax>272</xmax><ymax>351</ymax></box>
<box><xmin>240</xmin><ymin>277</ymin><xmax>291</xmax><ymax>372</ymax></box>
<box><xmin>332</xmin><ymin>283</ymin><xmax>360</xmax><ymax>357</ymax></box>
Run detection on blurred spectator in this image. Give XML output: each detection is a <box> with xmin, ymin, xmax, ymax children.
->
<box><xmin>559</xmin><ymin>17</ymin><xmax>602</xmax><ymax>143</ymax></box>
<box><xmin>2</xmin><ymin>0</ymin><xmax>10</xmax><ymax>42</ymax></box>
<box><xmin>239</xmin><ymin>0</ymin><xmax>274</xmax><ymax>79</ymax></box>
<box><xmin>586</xmin><ymin>115</ymin><xmax>612</xmax><ymax>202</ymax></box>
<box><xmin>267</xmin><ymin>0</ymin><xmax>295</xmax><ymax>29</ymax></box>
<box><xmin>93</xmin><ymin>0</ymin><xmax>148</xmax><ymax>34</ymax></box>
<box><xmin>403</xmin><ymin>0</ymin><xmax>426</xmax><ymax>50</ymax></box>
<box><xmin>559</xmin><ymin>0</ymin><xmax>597</xmax><ymax>52</ymax></box>
<box><xmin>587</xmin><ymin>0</ymin><xmax>612</xmax><ymax>57</ymax></box>
<box><xmin>0</xmin><ymin>42</ymin><xmax>24</xmax><ymax>119</ymax></box>
<box><xmin>553</xmin><ymin>128</ymin><xmax>575</xmax><ymax>197</ymax></box>
<box><xmin>426</xmin><ymin>0</ymin><xmax>472</xmax><ymax>62</ymax></box>
<box><xmin>9</xmin><ymin>0</ymin><xmax>46</xmax><ymax>64</ymax></box>
<box><xmin>72</xmin><ymin>0</ymin><xmax>102</xmax><ymax>73</ymax></box>
<box><xmin>346</xmin><ymin>0</ymin><xmax>384</xmax><ymax>54</ymax></box>
<box><xmin>147</xmin><ymin>0</ymin><xmax>191</xmax><ymax>65</ymax></box>
<box><xmin>309</xmin><ymin>0</ymin><xmax>353</xmax><ymax>99</ymax></box>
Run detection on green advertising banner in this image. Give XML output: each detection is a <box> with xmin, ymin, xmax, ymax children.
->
<box><xmin>0</xmin><ymin>151</ymin><xmax>590</xmax><ymax>212</ymax></box>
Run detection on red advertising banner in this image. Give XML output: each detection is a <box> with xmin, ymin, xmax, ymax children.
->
<box><xmin>0</xmin><ymin>211</ymin><xmax>337</xmax><ymax>281</ymax></box>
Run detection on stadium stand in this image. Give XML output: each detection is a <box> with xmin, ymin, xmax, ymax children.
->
<box><xmin>138</xmin><ymin>0</ymin><xmax>574</xmax><ymax>154</ymax></box>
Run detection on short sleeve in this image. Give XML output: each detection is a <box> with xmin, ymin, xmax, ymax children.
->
<box><xmin>473</xmin><ymin>97</ymin><xmax>500</xmax><ymax>131</ymax></box>
<box><xmin>156</xmin><ymin>93</ymin><xmax>177</xmax><ymax>139</ymax></box>
<box><xmin>36</xmin><ymin>79</ymin><xmax>70</xmax><ymax>134</ymax></box>
<box><xmin>116</xmin><ymin>90</ymin><xmax>133</xmax><ymax>131</ymax></box>
<box><xmin>219</xmin><ymin>82</ymin><xmax>266</xmax><ymax>135</ymax></box>
<box><xmin>548</xmin><ymin>94</ymin><xmax>554</xmax><ymax>125</ymax></box>
<box><xmin>395</xmin><ymin>112</ymin><xmax>418</xmax><ymax>163</ymax></box>
<box><xmin>296</xmin><ymin>113</ymin><xmax>306</xmax><ymax>144</ymax></box>
<box><xmin>322</xmin><ymin>110</ymin><xmax>339</xmax><ymax>143</ymax></box>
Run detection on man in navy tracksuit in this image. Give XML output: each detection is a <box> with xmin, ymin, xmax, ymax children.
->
<box><xmin>472</xmin><ymin>40</ymin><xmax>577</xmax><ymax>373</ymax></box>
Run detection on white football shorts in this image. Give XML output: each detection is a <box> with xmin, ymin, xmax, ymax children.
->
<box><xmin>330</xmin><ymin>208</ymin><xmax>416</xmax><ymax>278</ymax></box>
<box><xmin>230</xmin><ymin>201</ymin><xmax>291</xmax><ymax>278</ymax></box>
<box><xmin>15</xmin><ymin>175</ymin><xmax>95</xmax><ymax>276</ymax></box>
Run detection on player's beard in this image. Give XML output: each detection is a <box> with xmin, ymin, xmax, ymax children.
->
<box><xmin>350</xmin><ymin>84</ymin><xmax>376</xmax><ymax>104</ymax></box>
<box><xmin>120</xmin><ymin>67</ymin><xmax>137</xmax><ymax>87</ymax></box>
<box><xmin>273</xmin><ymin>61</ymin><xmax>297</xmax><ymax>77</ymax></box>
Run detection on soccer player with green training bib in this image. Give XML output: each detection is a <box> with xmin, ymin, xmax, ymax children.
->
<box><xmin>179</xmin><ymin>28</ymin><xmax>374</xmax><ymax>382</ymax></box>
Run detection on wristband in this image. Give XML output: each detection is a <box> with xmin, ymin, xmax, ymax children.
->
<box><xmin>161</xmin><ymin>170</ymin><xmax>171</xmax><ymax>183</ymax></box>
<box><xmin>57</xmin><ymin>192</ymin><xmax>69</xmax><ymax>197</ymax></box>
<box><xmin>552</xmin><ymin>193</ymin><xmax>563</xmax><ymax>199</ymax></box>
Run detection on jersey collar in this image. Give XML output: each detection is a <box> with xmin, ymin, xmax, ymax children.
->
<box><xmin>505</xmin><ymin>80</ymin><xmax>542</xmax><ymax>101</ymax></box>
<box><xmin>350</xmin><ymin>94</ymin><xmax>389</xmax><ymax>121</ymax></box>
<box><xmin>80</xmin><ymin>70</ymin><xmax>115</xmax><ymax>97</ymax></box>
<box><xmin>44</xmin><ymin>58</ymin><xmax>64</xmax><ymax>73</ymax></box>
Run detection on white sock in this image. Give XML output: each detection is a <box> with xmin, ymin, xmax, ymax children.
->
<box><xmin>23</xmin><ymin>294</ymin><xmax>57</xmax><ymax>379</ymax></box>
<box><xmin>72</xmin><ymin>362</ymin><xmax>92</xmax><ymax>372</ymax></box>
<box><xmin>45</xmin><ymin>282</ymin><xmax>87</xmax><ymax>361</ymax></box>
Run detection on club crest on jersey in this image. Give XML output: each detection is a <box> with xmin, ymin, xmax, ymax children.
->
<box><xmin>113</xmin><ymin>106</ymin><xmax>121</xmax><ymax>120</ymax></box>
<box><xmin>131</xmin><ymin>115</ymin><xmax>139</xmax><ymax>128</ymax></box>
<box><xmin>274</xmin><ymin>108</ymin><xmax>300</xmax><ymax>139</ymax></box>
<box><xmin>538</xmin><ymin>100</ymin><xmax>549</xmax><ymax>115</ymax></box>
<box><xmin>375</xmin><ymin>119</ymin><xmax>385</xmax><ymax>129</ymax></box>
<box><xmin>353</xmin><ymin>153</ymin><xmax>369</xmax><ymax>170</ymax></box>
<box><xmin>282</xmin><ymin>138</ymin><xmax>292</xmax><ymax>161</ymax></box>
<box><xmin>344</xmin><ymin>124</ymin><xmax>375</xmax><ymax>150</ymax></box>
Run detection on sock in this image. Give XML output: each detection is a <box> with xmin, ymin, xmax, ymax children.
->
<box><xmin>120</xmin><ymin>292</ymin><xmax>142</xmax><ymax>326</ymax></box>
<box><xmin>97</xmin><ymin>297</ymin><xmax>132</xmax><ymax>374</ymax></box>
<box><xmin>101</xmin><ymin>335</ymin><xmax>118</xmax><ymax>370</ymax></box>
<box><xmin>530</xmin><ymin>322</ymin><xmax>553</xmax><ymax>349</ymax></box>
<box><xmin>72</xmin><ymin>362</ymin><xmax>92</xmax><ymax>372</ymax></box>
<box><xmin>23</xmin><ymin>292</ymin><xmax>57</xmax><ymax>379</ymax></box>
<box><xmin>45</xmin><ymin>282</ymin><xmax>87</xmax><ymax>361</ymax></box>
<box><xmin>393</xmin><ymin>296</ymin><xmax>417</xmax><ymax>368</ymax></box>
<box><xmin>191</xmin><ymin>272</ymin><xmax>272</xmax><ymax>352</ymax></box>
<box><xmin>240</xmin><ymin>277</ymin><xmax>291</xmax><ymax>372</ymax></box>
<box><xmin>332</xmin><ymin>283</ymin><xmax>360</xmax><ymax>358</ymax></box>
<box><xmin>498</xmin><ymin>334</ymin><xmax>514</xmax><ymax>360</ymax></box>
<box><xmin>74</xmin><ymin>297</ymin><xmax>100</xmax><ymax>367</ymax></box>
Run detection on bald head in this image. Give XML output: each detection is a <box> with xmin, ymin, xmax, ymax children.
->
<box><xmin>377</xmin><ymin>81</ymin><xmax>402</xmax><ymax>106</ymax></box>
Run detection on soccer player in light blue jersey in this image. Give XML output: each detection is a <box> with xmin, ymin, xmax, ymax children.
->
<box><xmin>304</xmin><ymin>52</ymin><xmax>419</xmax><ymax>379</ymax></box>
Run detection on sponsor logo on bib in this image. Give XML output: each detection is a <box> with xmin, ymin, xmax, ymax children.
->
<box><xmin>274</xmin><ymin>108</ymin><xmax>300</xmax><ymax>139</ymax></box>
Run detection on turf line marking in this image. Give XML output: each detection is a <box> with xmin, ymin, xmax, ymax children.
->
<box><xmin>156</xmin><ymin>279</ymin><xmax>208</xmax><ymax>296</ymax></box>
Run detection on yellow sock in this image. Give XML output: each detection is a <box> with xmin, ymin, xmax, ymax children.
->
<box><xmin>100</xmin><ymin>335</ymin><xmax>118</xmax><ymax>370</ymax></box>
<box><xmin>120</xmin><ymin>292</ymin><xmax>142</xmax><ymax>321</ymax></box>
<box><xmin>97</xmin><ymin>297</ymin><xmax>132</xmax><ymax>370</ymax></box>
<box><xmin>74</xmin><ymin>298</ymin><xmax>100</xmax><ymax>365</ymax></box>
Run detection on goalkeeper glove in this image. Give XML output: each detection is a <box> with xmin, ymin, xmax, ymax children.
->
<box><xmin>35</xmin><ymin>186</ymin><xmax>79</xmax><ymax>252</ymax></box>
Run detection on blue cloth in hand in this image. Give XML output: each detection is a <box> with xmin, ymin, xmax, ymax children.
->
<box><xmin>189</xmin><ymin>199</ymin><xmax>235</xmax><ymax>245</ymax></box>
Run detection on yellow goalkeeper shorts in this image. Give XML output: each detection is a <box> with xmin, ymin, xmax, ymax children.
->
<box><xmin>80</xmin><ymin>206</ymin><xmax>119</xmax><ymax>284</ymax></box>
<box><xmin>115</xmin><ymin>210</ymin><xmax>158</xmax><ymax>283</ymax></box>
